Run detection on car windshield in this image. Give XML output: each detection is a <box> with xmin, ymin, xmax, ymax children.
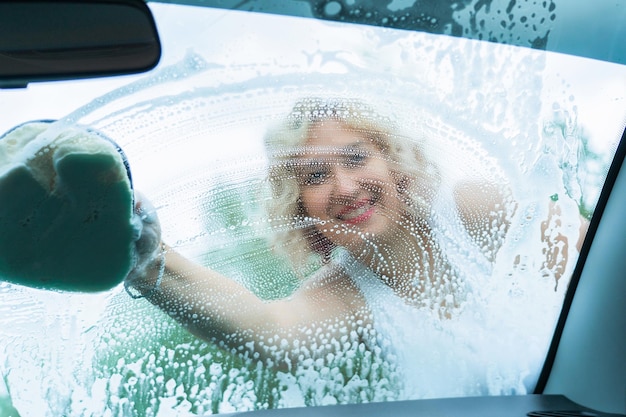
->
<box><xmin>1</xmin><ymin>2</ymin><xmax>625</xmax><ymax>416</ymax></box>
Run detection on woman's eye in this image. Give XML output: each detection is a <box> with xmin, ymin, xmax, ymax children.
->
<box><xmin>305</xmin><ymin>171</ymin><xmax>328</xmax><ymax>185</ymax></box>
<box><xmin>346</xmin><ymin>151</ymin><xmax>367</xmax><ymax>166</ymax></box>
<box><xmin>297</xmin><ymin>164</ymin><xmax>330</xmax><ymax>185</ymax></box>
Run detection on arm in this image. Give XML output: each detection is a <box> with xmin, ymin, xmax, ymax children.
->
<box><xmin>146</xmin><ymin>247</ymin><xmax>312</xmax><ymax>344</ymax></box>
<box><xmin>454</xmin><ymin>181</ymin><xmax>515</xmax><ymax>262</ymax></box>
<box><xmin>454</xmin><ymin>182</ymin><xmax>589</xmax><ymax>281</ymax></box>
<box><xmin>540</xmin><ymin>200</ymin><xmax>590</xmax><ymax>283</ymax></box>
<box><xmin>125</xmin><ymin>194</ymin><xmax>366</xmax><ymax>367</ymax></box>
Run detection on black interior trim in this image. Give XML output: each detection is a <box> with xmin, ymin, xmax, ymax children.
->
<box><xmin>216</xmin><ymin>394</ymin><xmax>626</xmax><ymax>417</ymax></box>
<box><xmin>533</xmin><ymin>123</ymin><xmax>626</xmax><ymax>393</ymax></box>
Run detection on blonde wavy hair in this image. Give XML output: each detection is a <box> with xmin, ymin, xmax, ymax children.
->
<box><xmin>264</xmin><ymin>97</ymin><xmax>440</xmax><ymax>276</ymax></box>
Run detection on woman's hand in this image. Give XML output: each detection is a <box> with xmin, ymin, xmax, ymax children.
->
<box><xmin>125</xmin><ymin>192</ymin><xmax>165</xmax><ymax>298</ymax></box>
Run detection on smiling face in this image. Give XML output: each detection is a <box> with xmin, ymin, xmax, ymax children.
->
<box><xmin>296</xmin><ymin>120</ymin><xmax>406</xmax><ymax>252</ymax></box>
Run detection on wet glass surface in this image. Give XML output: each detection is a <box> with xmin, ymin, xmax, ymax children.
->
<box><xmin>0</xmin><ymin>3</ymin><xmax>625</xmax><ymax>416</ymax></box>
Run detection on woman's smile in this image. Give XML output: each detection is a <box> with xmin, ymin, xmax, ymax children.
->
<box><xmin>336</xmin><ymin>198</ymin><xmax>376</xmax><ymax>225</ymax></box>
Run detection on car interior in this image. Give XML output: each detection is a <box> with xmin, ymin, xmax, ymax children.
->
<box><xmin>0</xmin><ymin>1</ymin><xmax>624</xmax><ymax>416</ymax></box>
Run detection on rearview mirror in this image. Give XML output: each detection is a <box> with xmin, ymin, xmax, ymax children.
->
<box><xmin>0</xmin><ymin>0</ymin><xmax>161</xmax><ymax>88</ymax></box>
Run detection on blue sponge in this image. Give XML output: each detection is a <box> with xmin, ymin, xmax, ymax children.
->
<box><xmin>0</xmin><ymin>121</ymin><xmax>136</xmax><ymax>292</ymax></box>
